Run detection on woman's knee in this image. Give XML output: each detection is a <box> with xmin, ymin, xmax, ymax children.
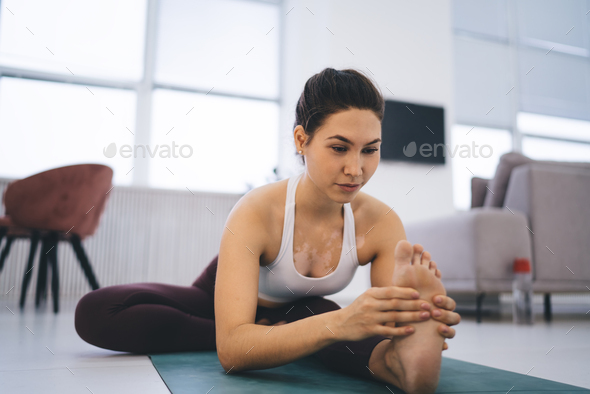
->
<box><xmin>74</xmin><ymin>289</ymin><xmax>103</xmax><ymax>343</ymax></box>
<box><xmin>74</xmin><ymin>285</ymin><xmax>130</xmax><ymax>344</ymax></box>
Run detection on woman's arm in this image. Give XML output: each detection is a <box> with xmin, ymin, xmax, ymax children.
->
<box><xmin>223</xmin><ymin>310</ymin><xmax>341</xmax><ymax>372</ymax></box>
<box><xmin>216</xmin><ymin>191</ymin><xmax>426</xmax><ymax>372</ymax></box>
<box><xmin>215</xmin><ymin>192</ymin><xmax>344</xmax><ymax>372</ymax></box>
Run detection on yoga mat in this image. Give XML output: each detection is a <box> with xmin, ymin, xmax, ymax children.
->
<box><xmin>149</xmin><ymin>351</ymin><xmax>589</xmax><ymax>394</ymax></box>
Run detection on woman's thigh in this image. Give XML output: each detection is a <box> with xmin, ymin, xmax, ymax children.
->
<box><xmin>75</xmin><ymin>282</ymin><xmax>216</xmax><ymax>353</ymax></box>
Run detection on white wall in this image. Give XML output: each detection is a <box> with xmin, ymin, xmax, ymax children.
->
<box><xmin>278</xmin><ymin>0</ymin><xmax>456</xmax><ymax>226</ymax></box>
<box><xmin>277</xmin><ymin>0</ymin><xmax>456</xmax><ymax>303</ymax></box>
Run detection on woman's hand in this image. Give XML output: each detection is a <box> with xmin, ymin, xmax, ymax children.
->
<box><xmin>429</xmin><ymin>294</ymin><xmax>461</xmax><ymax>343</ymax></box>
<box><xmin>333</xmin><ymin>286</ymin><xmax>433</xmax><ymax>342</ymax></box>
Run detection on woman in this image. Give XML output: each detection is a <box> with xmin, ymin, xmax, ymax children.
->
<box><xmin>75</xmin><ymin>68</ymin><xmax>460</xmax><ymax>394</ymax></box>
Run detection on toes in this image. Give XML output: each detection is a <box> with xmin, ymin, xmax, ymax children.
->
<box><xmin>394</xmin><ymin>240</ymin><xmax>413</xmax><ymax>266</ymax></box>
<box><xmin>411</xmin><ymin>244</ymin><xmax>424</xmax><ymax>265</ymax></box>
<box><xmin>435</xmin><ymin>268</ymin><xmax>442</xmax><ymax>278</ymax></box>
<box><xmin>428</xmin><ymin>258</ymin><xmax>438</xmax><ymax>273</ymax></box>
<box><xmin>421</xmin><ymin>251</ymin><xmax>432</xmax><ymax>267</ymax></box>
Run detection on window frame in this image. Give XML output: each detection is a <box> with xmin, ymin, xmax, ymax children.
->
<box><xmin>0</xmin><ymin>0</ymin><xmax>282</xmax><ymax>190</ymax></box>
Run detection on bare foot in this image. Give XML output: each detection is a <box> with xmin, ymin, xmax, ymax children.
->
<box><xmin>384</xmin><ymin>240</ymin><xmax>446</xmax><ymax>394</ymax></box>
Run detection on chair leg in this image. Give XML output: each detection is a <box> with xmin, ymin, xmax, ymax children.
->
<box><xmin>476</xmin><ymin>292</ymin><xmax>486</xmax><ymax>323</ymax></box>
<box><xmin>0</xmin><ymin>235</ymin><xmax>15</xmax><ymax>274</ymax></box>
<box><xmin>544</xmin><ymin>293</ymin><xmax>552</xmax><ymax>322</ymax></box>
<box><xmin>19</xmin><ymin>231</ymin><xmax>40</xmax><ymax>309</ymax></box>
<box><xmin>0</xmin><ymin>226</ymin><xmax>7</xmax><ymax>260</ymax></box>
<box><xmin>35</xmin><ymin>237</ymin><xmax>51</xmax><ymax>308</ymax></box>
<box><xmin>48</xmin><ymin>233</ymin><xmax>60</xmax><ymax>314</ymax></box>
<box><xmin>70</xmin><ymin>234</ymin><xmax>100</xmax><ymax>290</ymax></box>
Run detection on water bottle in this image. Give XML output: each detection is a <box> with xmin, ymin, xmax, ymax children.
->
<box><xmin>512</xmin><ymin>257</ymin><xmax>533</xmax><ymax>325</ymax></box>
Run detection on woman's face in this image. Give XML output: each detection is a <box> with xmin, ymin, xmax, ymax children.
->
<box><xmin>296</xmin><ymin>108</ymin><xmax>382</xmax><ymax>203</ymax></box>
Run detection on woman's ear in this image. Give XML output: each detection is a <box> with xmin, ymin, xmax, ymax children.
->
<box><xmin>293</xmin><ymin>125</ymin><xmax>307</xmax><ymax>151</ymax></box>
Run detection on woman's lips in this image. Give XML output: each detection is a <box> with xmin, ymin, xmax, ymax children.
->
<box><xmin>337</xmin><ymin>184</ymin><xmax>360</xmax><ymax>192</ymax></box>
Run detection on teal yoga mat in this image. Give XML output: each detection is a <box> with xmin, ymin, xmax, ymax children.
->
<box><xmin>149</xmin><ymin>351</ymin><xmax>589</xmax><ymax>393</ymax></box>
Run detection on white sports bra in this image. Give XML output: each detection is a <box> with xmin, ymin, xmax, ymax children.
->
<box><xmin>258</xmin><ymin>172</ymin><xmax>360</xmax><ymax>303</ymax></box>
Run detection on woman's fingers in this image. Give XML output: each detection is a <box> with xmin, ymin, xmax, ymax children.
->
<box><xmin>375</xmin><ymin>298</ymin><xmax>433</xmax><ymax>312</ymax></box>
<box><xmin>432</xmin><ymin>294</ymin><xmax>457</xmax><ymax>312</ymax></box>
<box><xmin>371</xmin><ymin>285</ymin><xmax>421</xmax><ymax>301</ymax></box>
<box><xmin>437</xmin><ymin>324</ymin><xmax>456</xmax><ymax>339</ymax></box>
<box><xmin>379</xmin><ymin>310</ymin><xmax>432</xmax><ymax>324</ymax></box>
<box><xmin>375</xmin><ymin>324</ymin><xmax>416</xmax><ymax>337</ymax></box>
<box><xmin>431</xmin><ymin>308</ymin><xmax>461</xmax><ymax>326</ymax></box>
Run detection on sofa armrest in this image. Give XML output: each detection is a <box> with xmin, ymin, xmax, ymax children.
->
<box><xmin>404</xmin><ymin>208</ymin><xmax>532</xmax><ymax>293</ymax></box>
<box><xmin>505</xmin><ymin>163</ymin><xmax>590</xmax><ymax>284</ymax></box>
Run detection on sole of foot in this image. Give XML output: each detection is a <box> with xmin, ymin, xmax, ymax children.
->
<box><xmin>384</xmin><ymin>240</ymin><xmax>447</xmax><ymax>394</ymax></box>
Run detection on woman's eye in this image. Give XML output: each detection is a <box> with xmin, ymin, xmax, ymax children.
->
<box><xmin>331</xmin><ymin>147</ymin><xmax>379</xmax><ymax>154</ymax></box>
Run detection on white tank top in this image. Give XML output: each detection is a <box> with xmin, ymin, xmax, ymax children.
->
<box><xmin>258</xmin><ymin>172</ymin><xmax>360</xmax><ymax>303</ymax></box>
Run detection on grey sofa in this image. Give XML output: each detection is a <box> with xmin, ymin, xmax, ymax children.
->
<box><xmin>405</xmin><ymin>153</ymin><xmax>590</xmax><ymax>322</ymax></box>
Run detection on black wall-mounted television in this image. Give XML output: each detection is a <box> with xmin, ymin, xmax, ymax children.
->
<box><xmin>380</xmin><ymin>99</ymin><xmax>446</xmax><ymax>164</ymax></box>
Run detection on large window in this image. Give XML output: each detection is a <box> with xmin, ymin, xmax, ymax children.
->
<box><xmin>0</xmin><ymin>77</ymin><xmax>136</xmax><ymax>185</ymax></box>
<box><xmin>451</xmin><ymin>0</ymin><xmax>590</xmax><ymax>209</ymax></box>
<box><xmin>0</xmin><ymin>0</ymin><xmax>280</xmax><ymax>193</ymax></box>
<box><xmin>519</xmin><ymin>112</ymin><xmax>590</xmax><ymax>162</ymax></box>
<box><xmin>149</xmin><ymin>89</ymin><xmax>279</xmax><ymax>193</ymax></box>
<box><xmin>0</xmin><ymin>0</ymin><xmax>147</xmax><ymax>80</ymax></box>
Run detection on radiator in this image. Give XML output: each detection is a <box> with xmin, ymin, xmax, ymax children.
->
<box><xmin>0</xmin><ymin>178</ymin><xmax>242</xmax><ymax>301</ymax></box>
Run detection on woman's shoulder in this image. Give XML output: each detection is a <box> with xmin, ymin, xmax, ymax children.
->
<box><xmin>351</xmin><ymin>191</ymin><xmax>404</xmax><ymax>240</ymax></box>
<box><xmin>231</xmin><ymin>178</ymin><xmax>288</xmax><ymax>225</ymax></box>
<box><xmin>351</xmin><ymin>191</ymin><xmax>400</xmax><ymax>222</ymax></box>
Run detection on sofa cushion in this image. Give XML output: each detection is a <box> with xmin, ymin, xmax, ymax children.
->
<box><xmin>483</xmin><ymin>152</ymin><xmax>590</xmax><ymax>208</ymax></box>
<box><xmin>471</xmin><ymin>177</ymin><xmax>490</xmax><ymax>208</ymax></box>
<box><xmin>483</xmin><ymin>152</ymin><xmax>534</xmax><ymax>207</ymax></box>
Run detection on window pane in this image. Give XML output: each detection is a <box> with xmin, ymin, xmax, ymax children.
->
<box><xmin>0</xmin><ymin>77</ymin><xmax>136</xmax><ymax>185</ymax></box>
<box><xmin>0</xmin><ymin>0</ymin><xmax>146</xmax><ymax>80</ymax></box>
<box><xmin>522</xmin><ymin>136</ymin><xmax>590</xmax><ymax>162</ymax></box>
<box><xmin>149</xmin><ymin>89</ymin><xmax>279</xmax><ymax>193</ymax></box>
<box><xmin>451</xmin><ymin>125</ymin><xmax>513</xmax><ymax>210</ymax></box>
<box><xmin>452</xmin><ymin>0</ymin><xmax>508</xmax><ymax>39</ymax></box>
<box><xmin>518</xmin><ymin>112</ymin><xmax>590</xmax><ymax>143</ymax></box>
<box><xmin>155</xmin><ymin>0</ymin><xmax>279</xmax><ymax>99</ymax></box>
<box><xmin>517</xmin><ymin>0</ymin><xmax>589</xmax><ymax>50</ymax></box>
<box><xmin>519</xmin><ymin>47</ymin><xmax>590</xmax><ymax>122</ymax></box>
<box><xmin>453</xmin><ymin>36</ymin><xmax>514</xmax><ymax>129</ymax></box>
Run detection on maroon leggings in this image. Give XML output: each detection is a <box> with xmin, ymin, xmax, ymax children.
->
<box><xmin>74</xmin><ymin>254</ymin><xmax>390</xmax><ymax>381</ymax></box>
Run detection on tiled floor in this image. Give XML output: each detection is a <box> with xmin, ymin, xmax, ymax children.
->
<box><xmin>1</xmin><ymin>296</ymin><xmax>589</xmax><ymax>393</ymax></box>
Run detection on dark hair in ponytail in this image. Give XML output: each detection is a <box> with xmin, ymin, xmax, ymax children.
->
<box><xmin>293</xmin><ymin>68</ymin><xmax>385</xmax><ymax>164</ymax></box>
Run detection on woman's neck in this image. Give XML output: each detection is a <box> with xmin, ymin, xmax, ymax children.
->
<box><xmin>295</xmin><ymin>172</ymin><xmax>344</xmax><ymax>221</ymax></box>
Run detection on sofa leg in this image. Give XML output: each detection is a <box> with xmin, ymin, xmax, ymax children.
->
<box><xmin>544</xmin><ymin>293</ymin><xmax>552</xmax><ymax>322</ymax></box>
<box><xmin>476</xmin><ymin>292</ymin><xmax>485</xmax><ymax>323</ymax></box>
